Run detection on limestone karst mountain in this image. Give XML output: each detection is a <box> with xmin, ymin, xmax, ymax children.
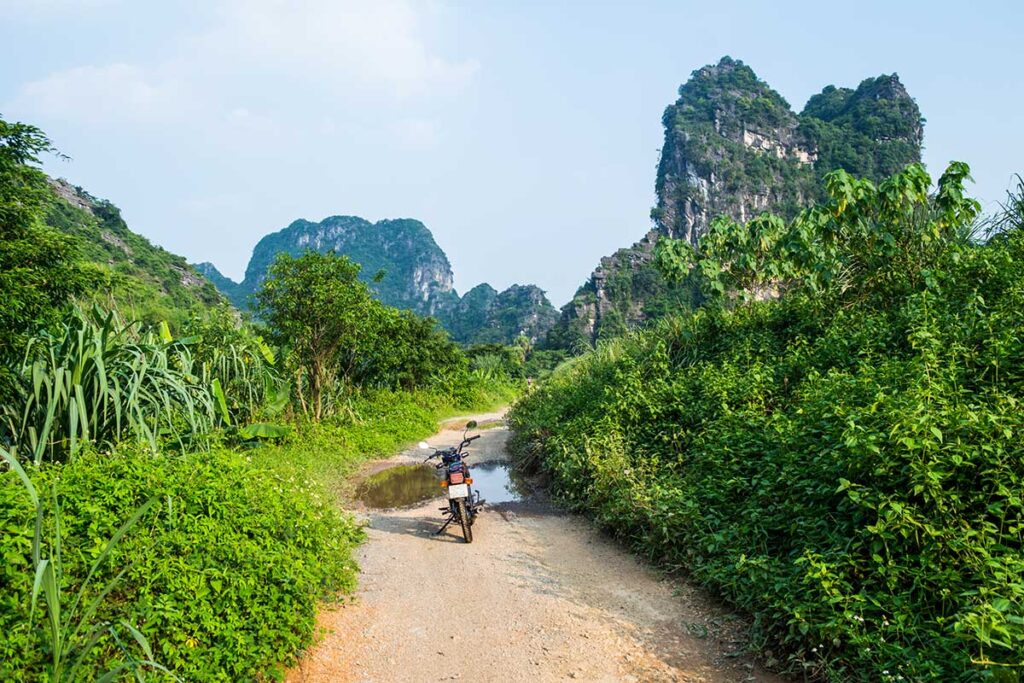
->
<box><xmin>549</xmin><ymin>56</ymin><xmax>924</xmax><ymax>347</ymax></box>
<box><xmin>198</xmin><ymin>216</ymin><xmax>559</xmax><ymax>344</ymax></box>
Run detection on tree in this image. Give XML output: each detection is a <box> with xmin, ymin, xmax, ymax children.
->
<box><xmin>254</xmin><ymin>251</ymin><xmax>379</xmax><ymax>420</ymax></box>
<box><xmin>355</xmin><ymin>308</ymin><xmax>466</xmax><ymax>390</ymax></box>
<box><xmin>0</xmin><ymin>117</ymin><xmax>90</xmax><ymax>402</ymax></box>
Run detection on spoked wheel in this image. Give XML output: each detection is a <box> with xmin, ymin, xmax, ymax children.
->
<box><xmin>456</xmin><ymin>499</ymin><xmax>473</xmax><ymax>543</ymax></box>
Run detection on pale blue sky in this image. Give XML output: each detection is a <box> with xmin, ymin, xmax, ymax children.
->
<box><xmin>2</xmin><ymin>1</ymin><xmax>1022</xmax><ymax>305</ymax></box>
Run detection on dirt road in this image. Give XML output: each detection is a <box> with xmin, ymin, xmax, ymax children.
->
<box><xmin>287</xmin><ymin>415</ymin><xmax>785</xmax><ymax>683</ymax></box>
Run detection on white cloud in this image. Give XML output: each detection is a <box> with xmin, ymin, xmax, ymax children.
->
<box><xmin>8</xmin><ymin>62</ymin><xmax>194</xmax><ymax>125</ymax></box>
<box><xmin>6</xmin><ymin>0</ymin><xmax>477</xmax><ymax>131</ymax></box>
<box><xmin>200</xmin><ymin>0</ymin><xmax>479</xmax><ymax>98</ymax></box>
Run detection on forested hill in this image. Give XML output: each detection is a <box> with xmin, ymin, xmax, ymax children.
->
<box><xmin>45</xmin><ymin>178</ymin><xmax>224</xmax><ymax>326</ymax></box>
<box><xmin>199</xmin><ymin>216</ymin><xmax>559</xmax><ymax>345</ymax></box>
<box><xmin>549</xmin><ymin>56</ymin><xmax>924</xmax><ymax>347</ymax></box>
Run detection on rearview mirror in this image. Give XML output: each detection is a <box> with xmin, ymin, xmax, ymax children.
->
<box><xmin>465</xmin><ymin>420</ymin><xmax>478</xmax><ymax>429</ymax></box>
<box><xmin>418</xmin><ymin>441</ymin><xmax>431</xmax><ymax>450</ymax></box>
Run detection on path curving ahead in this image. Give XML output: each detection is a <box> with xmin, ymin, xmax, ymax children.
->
<box><xmin>287</xmin><ymin>415</ymin><xmax>785</xmax><ymax>683</ymax></box>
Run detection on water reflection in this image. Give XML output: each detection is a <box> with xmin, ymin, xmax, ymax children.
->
<box><xmin>356</xmin><ymin>464</ymin><xmax>441</xmax><ymax>508</ymax></box>
<box><xmin>470</xmin><ymin>462</ymin><xmax>527</xmax><ymax>504</ymax></box>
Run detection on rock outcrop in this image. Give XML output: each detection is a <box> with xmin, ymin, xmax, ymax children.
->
<box><xmin>550</xmin><ymin>56</ymin><xmax>924</xmax><ymax>346</ymax></box>
<box><xmin>467</xmin><ymin>284</ymin><xmax>560</xmax><ymax>345</ymax></box>
<box><xmin>220</xmin><ymin>216</ymin><xmax>458</xmax><ymax>317</ymax></box>
<box><xmin>200</xmin><ymin>216</ymin><xmax>558</xmax><ymax>344</ymax></box>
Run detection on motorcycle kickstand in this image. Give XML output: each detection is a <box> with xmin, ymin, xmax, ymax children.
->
<box><xmin>433</xmin><ymin>514</ymin><xmax>455</xmax><ymax>536</ymax></box>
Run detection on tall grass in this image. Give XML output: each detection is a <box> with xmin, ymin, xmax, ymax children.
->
<box><xmin>0</xmin><ymin>308</ymin><xmax>283</xmax><ymax>464</ymax></box>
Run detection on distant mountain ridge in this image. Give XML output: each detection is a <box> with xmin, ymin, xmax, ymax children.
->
<box><xmin>198</xmin><ymin>215</ymin><xmax>558</xmax><ymax>345</ymax></box>
<box><xmin>549</xmin><ymin>56</ymin><xmax>924</xmax><ymax>347</ymax></box>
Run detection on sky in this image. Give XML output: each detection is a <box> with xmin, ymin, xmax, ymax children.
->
<box><xmin>2</xmin><ymin>1</ymin><xmax>1022</xmax><ymax>307</ymax></box>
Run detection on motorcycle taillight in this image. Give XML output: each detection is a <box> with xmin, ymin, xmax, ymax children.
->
<box><xmin>449</xmin><ymin>472</ymin><xmax>465</xmax><ymax>485</ymax></box>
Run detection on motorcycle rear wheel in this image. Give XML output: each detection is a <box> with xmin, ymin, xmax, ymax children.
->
<box><xmin>457</xmin><ymin>499</ymin><xmax>473</xmax><ymax>543</ymax></box>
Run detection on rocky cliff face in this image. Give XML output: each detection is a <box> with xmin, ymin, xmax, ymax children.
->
<box><xmin>654</xmin><ymin>57</ymin><xmax>820</xmax><ymax>244</ymax></box>
<box><xmin>200</xmin><ymin>216</ymin><xmax>557</xmax><ymax>344</ymax></box>
<box><xmin>465</xmin><ymin>284</ymin><xmax>560</xmax><ymax>345</ymax></box>
<box><xmin>227</xmin><ymin>216</ymin><xmax>458</xmax><ymax>317</ymax></box>
<box><xmin>551</xmin><ymin>56</ymin><xmax>924</xmax><ymax>346</ymax></box>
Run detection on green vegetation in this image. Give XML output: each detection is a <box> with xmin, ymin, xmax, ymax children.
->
<box><xmin>0</xmin><ymin>116</ymin><xmax>519</xmax><ymax>680</ymax></box>
<box><xmin>1</xmin><ymin>442</ymin><xmax>358</xmax><ymax>681</ymax></box>
<box><xmin>546</xmin><ymin>240</ymin><xmax>703</xmax><ymax>349</ymax></box>
<box><xmin>254</xmin><ymin>250</ymin><xmax>471</xmax><ymax>418</ymax></box>
<box><xmin>463</xmin><ymin>284</ymin><xmax>559</xmax><ymax>345</ymax></box>
<box><xmin>2</xmin><ymin>309</ymin><xmax>223</xmax><ymax>464</ymax></box>
<box><xmin>801</xmin><ymin>76</ymin><xmax>924</xmax><ymax>185</ymax></box>
<box><xmin>0</xmin><ymin>120</ymin><xmax>91</xmax><ymax>404</ymax></box>
<box><xmin>465</xmin><ymin>339</ymin><xmax>568</xmax><ymax>383</ymax></box>
<box><xmin>45</xmin><ymin>181</ymin><xmax>223</xmax><ymax>328</ymax></box>
<box><xmin>667</xmin><ymin>56</ymin><xmax>794</xmax><ymax>136</ymax></box>
<box><xmin>510</xmin><ymin>163</ymin><xmax>1024</xmax><ymax>680</ymax></box>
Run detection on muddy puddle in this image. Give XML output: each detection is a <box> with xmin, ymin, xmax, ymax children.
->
<box><xmin>469</xmin><ymin>461</ymin><xmax>528</xmax><ymax>505</ymax></box>
<box><xmin>356</xmin><ymin>465</ymin><xmax>441</xmax><ymax>508</ymax></box>
<box><xmin>357</xmin><ymin>461</ymin><xmax>527</xmax><ymax>509</ymax></box>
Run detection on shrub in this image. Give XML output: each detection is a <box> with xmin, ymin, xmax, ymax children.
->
<box><xmin>0</xmin><ymin>447</ymin><xmax>364</xmax><ymax>681</ymax></box>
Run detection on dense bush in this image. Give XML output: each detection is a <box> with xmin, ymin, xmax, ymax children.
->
<box><xmin>254</xmin><ymin>250</ymin><xmax>477</xmax><ymax>419</ymax></box>
<box><xmin>0</xmin><ymin>446</ymin><xmax>364</xmax><ymax>681</ymax></box>
<box><xmin>510</xmin><ymin>164</ymin><xmax>1024</xmax><ymax>680</ymax></box>
<box><xmin>183</xmin><ymin>304</ymin><xmax>285</xmax><ymax>425</ymax></box>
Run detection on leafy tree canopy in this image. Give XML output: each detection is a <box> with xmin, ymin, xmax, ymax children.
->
<box><xmin>0</xmin><ymin>117</ymin><xmax>90</xmax><ymax>400</ymax></box>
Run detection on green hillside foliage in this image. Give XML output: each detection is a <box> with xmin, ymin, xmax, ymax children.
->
<box><xmin>547</xmin><ymin>246</ymin><xmax>704</xmax><ymax>350</ymax></box>
<box><xmin>445</xmin><ymin>283</ymin><xmax>498</xmax><ymax>342</ymax></box>
<box><xmin>44</xmin><ymin>182</ymin><xmax>223</xmax><ymax>328</ymax></box>
<box><xmin>666</xmin><ymin>55</ymin><xmax>794</xmax><ymax>136</ymax></box>
<box><xmin>237</xmin><ymin>216</ymin><xmax>459</xmax><ymax>315</ymax></box>
<box><xmin>510</xmin><ymin>163</ymin><xmax>1024</xmax><ymax>680</ymax></box>
<box><xmin>463</xmin><ymin>284</ymin><xmax>559</xmax><ymax>345</ymax></box>
<box><xmin>801</xmin><ymin>75</ymin><xmax>925</xmax><ymax>185</ymax></box>
<box><xmin>656</xmin><ymin>57</ymin><xmax>816</xmax><ymax>224</ymax></box>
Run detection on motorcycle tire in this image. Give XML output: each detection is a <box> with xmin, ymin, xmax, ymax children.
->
<box><xmin>457</xmin><ymin>499</ymin><xmax>473</xmax><ymax>543</ymax></box>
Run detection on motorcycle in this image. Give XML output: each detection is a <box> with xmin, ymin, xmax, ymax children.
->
<box><xmin>419</xmin><ymin>420</ymin><xmax>483</xmax><ymax>543</ymax></box>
